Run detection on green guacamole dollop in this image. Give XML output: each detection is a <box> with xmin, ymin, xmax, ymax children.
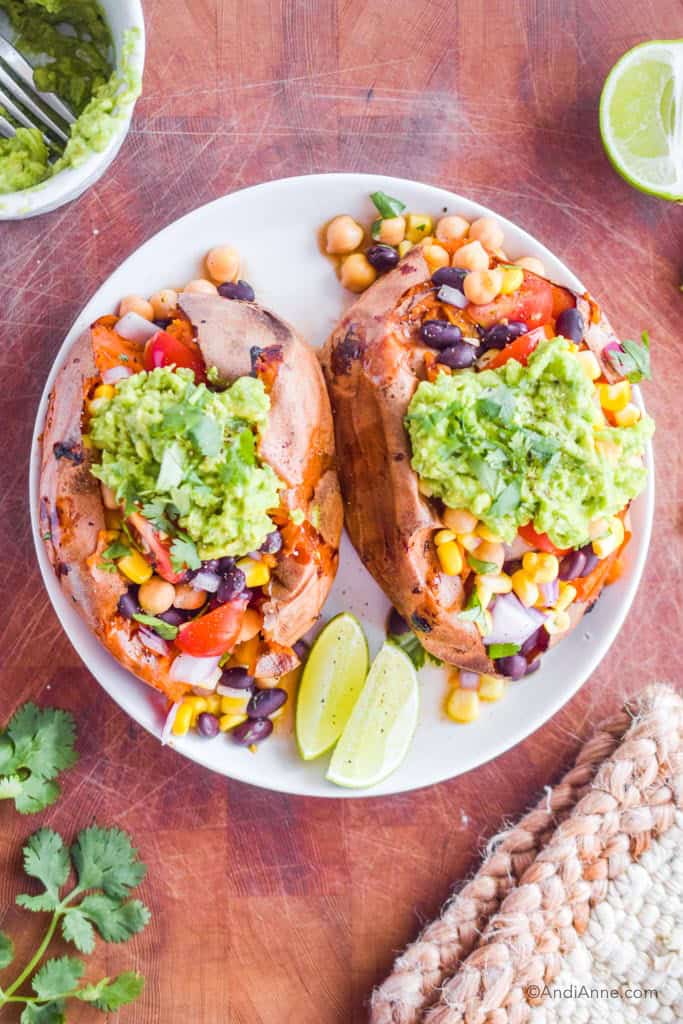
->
<box><xmin>406</xmin><ymin>337</ymin><xmax>654</xmax><ymax>549</ymax></box>
<box><xmin>89</xmin><ymin>368</ymin><xmax>284</xmax><ymax>559</ymax></box>
<box><xmin>0</xmin><ymin>0</ymin><xmax>140</xmax><ymax>195</ymax></box>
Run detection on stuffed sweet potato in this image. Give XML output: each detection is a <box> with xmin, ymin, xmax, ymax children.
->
<box><xmin>40</xmin><ymin>288</ymin><xmax>342</xmax><ymax>725</ymax></box>
<box><xmin>322</xmin><ymin>245</ymin><xmax>653</xmax><ymax>680</ymax></box>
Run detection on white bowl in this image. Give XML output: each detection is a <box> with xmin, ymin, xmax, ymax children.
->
<box><xmin>0</xmin><ymin>0</ymin><xmax>145</xmax><ymax>221</ymax></box>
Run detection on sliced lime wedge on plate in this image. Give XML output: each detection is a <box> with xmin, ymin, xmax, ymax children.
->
<box><xmin>296</xmin><ymin>612</ymin><xmax>369</xmax><ymax>760</ymax></box>
<box><xmin>600</xmin><ymin>39</ymin><xmax>683</xmax><ymax>200</ymax></box>
<box><xmin>326</xmin><ymin>642</ymin><xmax>419</xmax><ymax>789</ymax></box>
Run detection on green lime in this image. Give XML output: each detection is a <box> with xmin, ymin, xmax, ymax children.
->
<box><xmin>295</xmin><ymin>613</ymin><xmax>369</xmax><ymax>760</ymax></box>
<box><xmin>326</xmin><ymin>642</ymin><xmax>419</xmax><ymax>789</ymax></box>
<box><xmin>599</xmin><ymin>39</ymin><xmax>683</xmax><ymax>201</ymax></box>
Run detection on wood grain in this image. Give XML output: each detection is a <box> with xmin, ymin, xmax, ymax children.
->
<box><xmin>0</xmin><ymin>1</ymin><xmax>682</xmax><ymax>1021</ymax></box>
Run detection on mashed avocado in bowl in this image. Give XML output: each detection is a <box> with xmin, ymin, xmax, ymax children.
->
<box><xmin>0</xmin><ymin>0</ymin><xmax>143</xmax><ymax>210</ymax></box>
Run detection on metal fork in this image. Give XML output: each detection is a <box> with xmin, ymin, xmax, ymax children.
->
<box><xmin>0</xmin><ymin>31</ymin><xmax>76</xmax><ymax>154</ymax></box>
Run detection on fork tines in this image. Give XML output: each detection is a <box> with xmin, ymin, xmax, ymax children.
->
<box><xmin>0</xmin><ymin>31</ymin><xmax>76</xmax><ymax>153</ymax></box>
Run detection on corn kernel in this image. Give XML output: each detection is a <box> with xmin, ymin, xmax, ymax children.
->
<box><xmin>219</xmin><ymin>713</ymin><xmax>248</xmax><ymax>732</ymax></box>
<box><xmin>458</xmin><ymin>532</ymin><xmax>482</xmax><ymax>552</ymax></box>
<box><xmin>94</xmin><ymin>383</ymin><xmax>115</xmax><ymax>401</ymax></box>
<box><xmin>118</xmin><ymin>549</ymin><xmax>153</xmax><ymax>584</ymax></box>
<box><xmin>434</xmin><ymin>529</ymin><xmax>456</xmax><ymax>547</ymax></box>
<box><xmin>437</xmin><ymin>540</ymin><xmax>463</xmax><ymax>576</ymax></box>
<box><xmin>478</xmin><ymin>675</ymin><xmax>506</xmax><ymax>702</ymax></box>
<box><xmin>236</xmin><ymin>557</ymin><xmax>271</xmax><ymax>588</ymax></box>
<box><xmin>446</xmin><ymin>687</ymin><xmax>481</xmax><ymax>723</ymax></box>
<box><xmin>172</xmin><ymin>702</ymin><xmax>194</xmax><ymax>736</ymax></box>
<box><xmin>613</xmin><ymin>402</ymin><xmax>641</xmax><ymax>427</ymax></box>
<box><xmin>478</xmin><ymin>572</ymin><xmax>513</xmax><ymax>595</ymax></box>
<box><xmin>423</xmin><ymin>244</ymin><xmax>450</xmax><ymax>272</ymax></box>
<box><xmin>511</xmin><ymin>569</ymin><xmax>539</xmax><ymax>608</ymax></box>
<box><xmin>205</xmin><ymin>695</ymin><xmax>221</xmax><ymax>715</ymax></box>
<box><xmin>475</xmin><ymin>581</ymin><xmax>493</xmax><ymax>610</ymax></box>
<box><xmin>592</xmin><ymin>516</ymin><xmax>624</xmax><ymax>558</ymax></box>
<box><xmin>545</xmin><ymin>610</ymin><xmax>571</xmax><ymax>635</ymax></box>
<box><xmin>522</xmin><ymin>552</ymin><xmax>559</xmax><ymax>584</ymax></box>
<box><xmin>556</xmin><ymin>582</ymin><xmax>577</xmax><ymax>612</ymax></box>
<box><xmin>599</xmin><ymin>380</ymin><xmax>631</xmax><ymax>412</ymax></box>
<box><xmin>398</xmin><ymin>240</ymin><xmax>413</xmax><ymax>258</ymax></box>
<box><xmin>183</xmin><ymin>696</ymin><xmax>207</xmax><ymax>725</ymax></box>
<box><xmin>443</xmin><ymin>508</ymin><xmax>478</xmax><ymax>534</ymax></box>
<box><xmin>499</xmin><ymin>266</ymin><xmax>524</xmax><ymax>295</ymax></box>
<box><xmin>576</xmin><ymin>350</ymin><xmax>601</xmax><ymax>381</ymax></box>
<box><xmin>405</xmin><ymin>213</ymin><xmax>433</xmax><ymax>243</ymax></box>
<box><xmin>476</xmin><ymin>523</ymin><xmax>503</xmax><ymax>542</ymax></box>
<box><xmin>220</xmin><ymin>694</ymin><xmax>250</xmax><ymax>715</ymax></box>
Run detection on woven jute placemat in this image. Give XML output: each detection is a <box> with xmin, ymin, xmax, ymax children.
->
<box><xmin>371</xmin><ymin>683</ymin><xmax>682</xmax><ymax>1024</ymax></box>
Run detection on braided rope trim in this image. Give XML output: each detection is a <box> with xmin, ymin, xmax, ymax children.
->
<box><xmin>370</xmin><ymin>684</ymin><xmax>682</xmax><ymax>1024</ymax></box>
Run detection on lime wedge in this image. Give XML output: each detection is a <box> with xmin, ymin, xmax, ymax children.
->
<box><xmin>599</xmin><ymin>39</ymin><xmax>683</xmax><ymax>200</ymax></box>
<box><xmin>296</xmin><ymin>613</ymin><xmax>369</xmax><ymax>760</ymax></box>
<box><xmin>326</xmin><ymin>643</ymin><xmax>419</xmax><ymax>789</ymax></box>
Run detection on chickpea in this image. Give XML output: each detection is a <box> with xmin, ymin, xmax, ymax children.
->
<box><xmin>149</xmin><ymin>288</ymin><xmax>178</xmax><ymax>319</ymax></box>
<box><xmin>340</xmin><ymin>253</ymin><xmax>377</xmax><ymax>292</ymax></box>
<box><xmin>326</xmin><ymin>215</ymin><xmax>364</xmax><ymax>255</ymax></box>
<box><xmin>173</xmin><ymin>583</ymin><xmax>207</xmax><ymax>610</ymax></box>
<box><xmin>423</xmin><ymin>244</ymin><xmax>450</xmax><ymax>273</ymax></box>
<box><xmin>451</xmin><ymin>240</ymin><xmax>489</xmax><ymax>272</ymax></box>
<box><xmin>514</xmin><ymin>255</ymin><xmax>545</xmax><ymax>276</ymax></box>
<box><xmin>435</xmin><ymin>215</ymin><xmax>470</xmax><ymax>245</ymax></box>
<box><xmin>376</xmin><ymin>216</ymin><xmax>406</xmax><ymax>246</ymax></box>
<box><xmin>237</xmin><ymin>608</ymin><xmax>262</xmax><ymax>644</ymax></box>
<box><xmin>463</xmin><ymin>268</ymin><xmax>504</xmax><ymax>305</ymax></box>
<box><xmin>184</xmin><ymin>279</ymin><xmax>218</xmax><ymax>295</ymax></box>
<box><xmin>206</xmin><ymin>245</ymin><xmax>241</xmax><ymax>284</ymax></box>
<box><xmin>468</xmin><ymin>216</ymin><xmax>505</xmax><ymax>252</ymax></box>
<box><xmin>475</xmin><ymin>541</ymin><xmax>505</xmax><ymax>573</ymax></box>
<box><xmin>119</xmin><ymin>295</ymin><xmax>154</xmax><ymax>321</ymax></box>
<box><xmin>138</xmin><ymin>576</ymin><xmax>176</xmax><ymax>615</ymax></box>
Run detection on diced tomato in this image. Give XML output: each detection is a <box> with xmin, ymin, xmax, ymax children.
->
<box><xmin>487</xmin><ymin>325</ymin><xmax>552</xmax><ymax>369</ymax></box>
<box><xmin>573</xmin><ymin>552</ymin><xmax>616</xmax><ymax>604</ymax></box>
<box><xmin>91</xmin><ymin>319</ymin><xmax>145</xmax><ymax>377</ymax></box>
<box><xmin>467</xmin><ymin>271</ymin><xmax>554</xmax><ymax>329</ymax></box>
<box><xmin>143</xmin><ymin>330</ymin><xmax>206</xmax><ymax>382</ymax></box>
<box><xmin>127</xmin><ymin>512</ymin><xmax>186</xmax><ymax>584</ymax></box>
<box><xmin>517</xmin><ymin>523</ymin><xmax>570</xmax><ymax>556</ymax></box>
<box><xmin>175</xmin><ymin>599</ymin><xmax>248</xmax><ymax>657</ymax></box>
<box><xmin>551</xmin><ymin>285</ymin><xmax>575</xmax><ymax>320</ymax></box>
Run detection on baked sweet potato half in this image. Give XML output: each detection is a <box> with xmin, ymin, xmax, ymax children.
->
<box><xmin>322</xmin><ymin>246</ymin><xmax>652</xmax><ymax>679</ymax></box>
<box><xmin>40</xmin><ymin>293</ymin><xmax>342</xmax><ymax>705</ymax></box>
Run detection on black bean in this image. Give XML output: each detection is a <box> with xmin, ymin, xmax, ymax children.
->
<box><xmin>260</xmin><ymin>530</ymin><xmax>282</xmax><ymax>554</ymax></box>
<box><xmin>220</xmin><ymin>666</ymin><xmax>254</xmax><ymax>690</ymax></box>
<box><xmin>437</xmin><ymin>342</ymin><xmax>477</xmax><ymax>369</ymax></box>
<box><xmin>293</xmin><ymin>639</ymin><xmax>310</xmax><ymax>661</ymax></box>
<box><xmin>218</xmin><ymin>556</ymin><xmax>236</xmax><ymax>573</ymax></box>
<box><xmin>495</xmin><ymin>654</ymin><xmax>528</xmax><ymax>679</ymax></box>
<box><xmin>218</xmin><ymin>280</ymin><xmax>255</xmax><ymax>301</ymax></box>
<box><xmin>365</xmin><ymin>244</ymin><xmax>399</xmax><ymax>273</ymax></box>
<box><xmin>431</xmin><ymin>266</ymin><xmax>467</xmax><ymax>291</ymax></box>
<box><xmin>247</xmin><ymin>688</ymin><xmax>287</xmax><ymax>718</ymax></box>
<box><xmin>117</xmin><ymin>588</ymin><xmax>140</xmax><ymax>619</ymax></box>
<box><xmin>216</xmin><ymin>566</ymin><xmax>246</xmax><ymax>603</ymax></box>
<box><xmin>559</xmin><ymin>550</ymin><xmax>587</xmax><ymax>581</ymax></box>
<box><xmin>481</xmin><ymin>320</ymin><xmax>527</xmax><ymax>351</ymax></box>
<box><xmin>556</xmin><ymin>307</ymin><xmax>585</xmax><ymax>343</ymax></box>
<box><xmin>579</xmin><ymin>543</ymin><xmax>599</xmax><ymax>576</ymax></box>
<box><xmin>388</xmin><ymin>607</ymin><xmax>410</xmax><ymax>636</ymax></box>
<box><xmin>153</xmin><ymin>317</ymin><xmax>172</xmax><ymax>329</ymax></box>
<box><xmin>232</xmin><ymin>717</ymin><xmax>273</xmax><ymax>745</ymax></box>
<box><xmin>197</xmin><ymin>712</ymin><xmax>220</xmax><ymax>738</ymax></box>
<box><xmin>419</xmin><ymin>320</ymin><xmax>463</xmax><ymax>350</ymax></box>
<box><xmin>503</xmin><ymin>558</ymin><xmax>523</xmax><ymax>576</ymax></box>
<box><xmin>520</xmin><ymin>627</ymin><xmax>549</xmax><ymax>657</ymax></box>
<box><xmin>157</xmin><ymin>607</ymin><xmax>188</xmax><ymax>626</ymax></box>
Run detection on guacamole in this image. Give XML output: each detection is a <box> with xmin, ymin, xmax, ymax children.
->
<box><xmin>406</xmin><ymin>337</ymin><xmax>654</xmax><ymax>548</ymax></box>
<box><xmin>0</xmin><ymin>0</ymin><xmax>141</xmax><ymax>195</ymax></box>
<box><xmin>89</xmin><ymin>368</ymin><xmax>284</xmax><ymax>559</ymax></box>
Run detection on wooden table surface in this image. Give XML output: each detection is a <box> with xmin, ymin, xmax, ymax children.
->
<box><xmin>1</xmin><ymin>2</ymin><xmax>682</xmax><ymax>1021</ymax></box>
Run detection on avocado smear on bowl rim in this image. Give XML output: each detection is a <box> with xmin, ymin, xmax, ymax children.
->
<box><xmin>88</xmin><ymin>367</ymin><xmax>284</xmax><ymax>560</ymax></box>
<box><xmin>0</xmin><ymin>0</ymin><xmax>141</xmax><ymax>195</ymax></box>
<box><xmin>406</xmin><ymin>337</ymin><xmax>654</xmax><ymax>549</ymax></box>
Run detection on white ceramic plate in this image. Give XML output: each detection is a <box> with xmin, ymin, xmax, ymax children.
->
<box><xmin>29</xmin><ymin>173</ymin><xmax>654</xmax><ymax>797</ymax></box>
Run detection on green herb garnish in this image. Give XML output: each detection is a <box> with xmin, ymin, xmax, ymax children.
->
<box><xmin>388</xmin><ymin>631</ymin><xmax>441</xmax><ymax>670</ymax></box>
<box><xmin>467</xmin><ymin>554</ymin><xmax>499</xmax><ymax>576</ymax></box>
<box><xmin>458</xmin><ymin>593</ymin><xmax>489</xmax><ymax>632</ymax></box>
<box><xmin>170</xmin><ymin>536</ymin><xmax>201</xmax><ymax>573</ymax></box>
<box><xmin>99</xmin><ymin>540</ymin><xmax>131</xmax><ymax>573</ymax></box>
<box><xmin>132</xmin><ymin>614</ymin><xmax>178</xmax><ymax>640</ymax></box>
<box><xmin>370</xmin><ymin>191</ymin><xmax>406</xmax><ymax>219</ymax></box>
<box><xmin>488</xmin><ymin>643</ymin><xmax>520</xmax><ymax>659</ymax></box>
<box><xmin>488</xmin><ymin>480</ymin><xmax>521</xmax><ymax>517</ymax></box>
<box><xmin>606</xmin><ymin>331</ymin><xmax>651</xmax><ymax>383</ymax></box>
<box><xmin>0</xmin><ymin>705</ymin><xmax>77</xmax><ymax>815</ymax></box>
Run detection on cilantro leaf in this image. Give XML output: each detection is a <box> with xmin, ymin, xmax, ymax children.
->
<box><xmin>488</xmin><ymin>479</ymin><xmax>521</xmax><ymax>517</ymax></box>
<box><xmin>605</xmin><ymin>331</ymin><xmax>652</xmax><ymax>383</ymax></box>
<box><xmin>470</xmin><ymin>456</ymin><xmax>499</xmax><ymax>495</ymax></box>
<box><xmin>70</xmin><ymin>827</ymin><xmax>147</xmax><ymax>901</ymax></box>
<box><xmin>32</xmin><ymin>957</ymin><xmax>85</xmax><ymax>999</ymax></box>
<box><xmin>61</xmin><ymin>911</ymin><xmax>96</xmax><ymax>955</ymax></box>
<box><xmin>156</xmin><ymin>442</ymin><xmax>185</xmax><ymax>491</ymax></box>
<box><xmin>77</xmin><ymin>894</ymin><xmax>150</xmax><ymax>943</ymax></box>
<box><xmin>488</xmin><ymin>643</ymin><xmax>521</xmax><ymax>659</ymax></box>
<box><xmin>189</xmin><ymin>413</ymin><xmax>222</xmax><ymax>457</ymax></box>
<box><xmin>458</xmin><ymin>593</ymin><xmax>488</xmax><ymax>632</ymax></box>
<box><xmin>0</xmin><ymin>775</ymin><xmax>24</xmax><ymax>801</ymax></box>
<box><xmin>170</xmin><ymin>536</ymin><xmax>201</xmax><ymax>572</ymax></box>
<box><xmin>132</xmin><ymin>613</ymin><xmax>178</xmax><ymax>640</ymax></box>
<box><xmin>13</xmin><ymin>777</ymin><xmax>61</xmax><ymax>816</ymax></box>
<box><xmin>388</xmin><ymin>631</ymin><xmax>442</xmax><ymax>670</ymax></box>
<box><xmin>521</xmin><ymin>429</ymin><xmax>559</xmax><ymax>463</ymax></box>
<box><xmin>17</xmin><ymin>829</ymin><xmax>70</xmax><ymax>912</ymax></box>
<box><xmin>99</xmin><ymin>539</ymin><xmax>130</xmax><ymax>572</ymax></box>
<box><xmin>89</xmin><ymin>971</ymin><xmax>145</xmax><ymax>1011</ymax></box>
<box><xmin>20</xmin><ymin>1003</ymin><xmax>65</xmax><ymax>1024</ymax></box>
<box><xmin>0</xmin><ymin>930</ymin><xmax>14</xmax><ymax>969</ymax></box>
<box><xmin>0</xmin><ymin>705</ymin><xmax>77</xmax><ymax>814</ymax></box>
<box><xmin>140</xmin><ymin>498</ymin><xmax>172</xmax><ymax>533</ymax></box>
<box><xmin>467</xmin><ymin>554</ymin><xmax>499</xmax><ymax>575</ymax></box>
<box><xmin>476</xmin><ymin>385</ymin><xmax>515</xmax><ymax>425</ymax></box>
<box><xmin>370</xmin><ymin>190</ymin><xmax>406</xmax><ymax>218</ymax></box>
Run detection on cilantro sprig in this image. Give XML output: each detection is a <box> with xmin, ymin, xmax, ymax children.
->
<box><xmin>388</xmin><ymin>631</ymin><xmax>442</xmax><ymax>670</ymax></box>
<box><xmin>370</xmin><ymin>190</ymin><xmax>406</xmax><ymax>219</ymax></box>
<box><xmin>606</xmin><ymin>331</ymin><xmax>652</xmax><ymax>383</ymax></box>
<box><xmin>0</xmin><ymin>827</ymin><xmax>149</xmax><ymax>1021</ymax></box>
<box><xmin>0</xmin><ymin>705</ymin><xmax>77</xmax><ymax>815</ymax></box>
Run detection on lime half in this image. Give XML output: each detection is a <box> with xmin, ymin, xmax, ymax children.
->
<box><xmin>296</xmin><ymin>613</ymin><xmax>369</xmax><ymax>760</ymax></box>
<box><xmin>326</xmin><ymin>643</ymin><xmax>419</xmax><ymax>789</ymax></box>
<box><xmin>600</xmin><ymin>39</ymin><xmax>683</xmax><ymax>200</ymax></box>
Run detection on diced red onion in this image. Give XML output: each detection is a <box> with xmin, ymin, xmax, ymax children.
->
<box><xmin>161</xmin><ymin>701</ymin><xmax>181</xmax><ymax>745</ymax></box>
<box><xmin>538</xmin><ymin>579</ymin><xmax>559</xmax><ymax>606</ymax></box>
<box><xmin>602</xmin><ymin>340</ymin><xmax>622</xmax><ymax>355</ymax></box>
<box><xmin>169</xmin><ymin>653</ymin><xmax>221</xmax><ymax>686</ymax></box>
<box><xmin>485</xmin><ymin>593</ymin><xmax>546</xmax><ymax>647</ymax></box>
<box><xmin>102</xmin><ymin>365</ymin><xmax>133</xmax><ymax>385</ymax></box>
<box><xmin>116</xmin><ymin>311</ymin><xmax>158</xmax><ymax>343</ymax></box>
<box><xmin>139</xmin><ymin>626</ymin><xmax>170</xmax><ymax>656</ymax></box>
<box><xmin>459</xmin><ymin>670</ymin><xmax>480</xmax><ymax>690</ymax></box>
<box><xmin>189</xmin><ymin>570</ymin><xmax>221</xmax><ymax>593</ymax></box>
<box><xmin>437</xmin><ymin>284</ymin><xmax>468</xmax><ymax>309</ymax></box>
<box><xmin>504</xmin><ymin>534</ymin><xmax>534</xmax><ymax>560</ymax></box>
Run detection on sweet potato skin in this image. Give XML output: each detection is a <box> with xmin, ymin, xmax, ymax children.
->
<box><xmin>39</xmin><ymin>297</ymin><xmax>342</xmax><ymax>700</ymax></box>
<box><xmin>322</xmin><ymin>248</ymin><xmax>621</xmax><ymax>671</ymax></box>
